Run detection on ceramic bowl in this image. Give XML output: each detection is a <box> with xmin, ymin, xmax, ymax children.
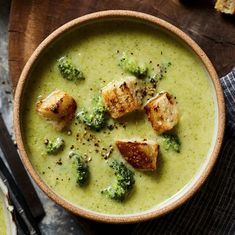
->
<box><xmin>14</xmin><ymin>10</ymin><xmax>225</xmax><ymax>223</ymax></box>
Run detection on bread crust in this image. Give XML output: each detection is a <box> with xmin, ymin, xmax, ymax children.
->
<box><xmin>144</xmin><ymin>92</ymin><xmax>179</xmax><ymax>134</ymax></box>
<box><xmin>36</xmin><ymin>90</ymin><xmax>77</xmax><ymax>130</ymax></box>
<box><xmin>116</xmin><ymin>140</ymin><xmax>159</xmax><ymax>171</ymax></box>
<box><xmin>101</xmin><ymin>77</ymin><xmax>142</xmax><ymax>119</ymax></box>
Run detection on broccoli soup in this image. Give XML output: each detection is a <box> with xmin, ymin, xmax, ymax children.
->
<box><xmin>0</xmin><ymin>196</ymin><xmax>7</xmax><ymax>235</ymax></box>
<box><xmin>22</xmin><ymin>20</ymin><xmax>215</xmax><ymax>215</ymax></box>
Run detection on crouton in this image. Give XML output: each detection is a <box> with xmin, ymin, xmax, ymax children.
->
<box><xmin>36</xmin><ymin>90</ymin><xmax>77</xmax><ymax>130</ymax></box>
<box><xmin>144</xmin><ymin>92</ymin><xmax>179</xmax><ymax>134</ymax></box>
<box><xmin>101</xmin><ymin>77</ymin><xmax>142</xmax><ymax>119</ymax></box>
<box><xmin>215</xmin><ymin>0</ymin><xmax>235</xmax><ymax>14</ymax></box>
<box><xmin>116</xmin><ymin>139</ymin><xmax>159</xmax><ymax>171</ymax></box>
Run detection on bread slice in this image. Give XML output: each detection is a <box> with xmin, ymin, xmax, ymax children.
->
<box><xmin>144</xmin><ymin>92</ymin><xmax>179</xmax><ymax>134</ymax></box>
<box><xmin>215</xmin><ymin>0</ymin><xmax>235</xmax><ymax>14</ymax></box>
<box><xmin>116</xmin><ymin>139</ymin><xmax>159</xmax><ymax>171</ymax></box>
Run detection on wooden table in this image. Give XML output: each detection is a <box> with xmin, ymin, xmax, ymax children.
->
<box><xmin>9</xmin><ymin>0</ymin><xmax>235</xmax><ymax>91</ymax></box>
<box><xmin>8</xmin><ymin>1</ymin><xmax>235</xmax><ymax>233</ymax></box>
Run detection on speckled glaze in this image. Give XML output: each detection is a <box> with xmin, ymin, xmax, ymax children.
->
<box><xmin>14</xmin><ymin>11</ymin><xmax>225</xmax><ymax>223</ymax></box>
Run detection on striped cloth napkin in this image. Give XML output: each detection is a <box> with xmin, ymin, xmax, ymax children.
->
<box><xmin>130</xmin><ymin>68</ymin><xmax>235</xmax><ymax>235</ymax></box>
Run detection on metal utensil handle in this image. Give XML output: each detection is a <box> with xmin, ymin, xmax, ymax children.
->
<box><xmin>0</xmin><ymin>157</ymin><xmax>41</xmax><ymax>234</ymax></box>
<box><xmin>0</xmin><ymin>114</ymin><xmax>45</xmax><ymax>221</ymax></box>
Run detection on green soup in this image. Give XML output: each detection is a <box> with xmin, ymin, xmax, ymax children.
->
<box><xmin>22</xmin><ymin>20</ymin><xmax>215</xmax><ymax>215</ymax></box>
<box><xmin>0</xmin><ymin>195</ymin><xmax>7</xmax><ymax>235</ymax></box>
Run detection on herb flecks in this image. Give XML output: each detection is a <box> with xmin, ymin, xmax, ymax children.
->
<box><xmin>101</xmin><ymin>145</ymin><xmax>114</xmax><ymax>160</ymax></box>
<box><xmin>148</xmin><ymin>62</ymin><xmax>172</xmax><ymax>83</ymax></box>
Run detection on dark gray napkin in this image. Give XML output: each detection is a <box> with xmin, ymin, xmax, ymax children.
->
<box><xmin>130</xmin><ymin>68</ymin><xmax>235</xmax><ymax>235</ymax></box>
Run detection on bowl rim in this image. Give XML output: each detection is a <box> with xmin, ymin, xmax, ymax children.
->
<box><xmin>14</xmin><ymin>10</ymin><xmax>225</xmax><ymax>223</ymax></box>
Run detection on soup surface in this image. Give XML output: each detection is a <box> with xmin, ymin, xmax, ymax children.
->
<box><xmin>0</xmin><ymin>195</ymin><xmax>7</xmax><ymax>235</ymax></box>
<box><xmin>22</xmin><ymin>20</ymin><xmax>215</xmax><ymax>215</ymax></box>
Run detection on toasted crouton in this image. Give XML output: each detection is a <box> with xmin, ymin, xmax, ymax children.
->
<box><xmin>215</xmin><ymin>0</ymin><xmax>235</xmax><ymax>14</ymax></box>
<box><xmin>36</xmin><ymin>90</ymin><xmax>77</xmax><ymax>130</ymax></box>
<box><xmin>144</xmin><ymin>92</ymin><xmax>179</xmax><ymax>134</ymax></box>
<box><xmin>101</xmin><ymin>77</ymin><xmax>142</xmax><ymax>119</ymax></box>
<box><xmin>116</xmin><ymin>140</ymin><xmax>159</xmax><ymax>171</ymax></box>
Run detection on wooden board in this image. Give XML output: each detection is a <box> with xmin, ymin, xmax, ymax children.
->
<box><xmin>9</xmin><ymin>0</ymin><xmax>235</xmax><ymax>91</ymax></box>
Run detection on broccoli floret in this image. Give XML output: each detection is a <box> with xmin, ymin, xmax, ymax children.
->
<box><xmin>69</xmin><ymin>152</ymin><xmax>89</xmax><ymax>186</ymax></box>
<box><xmin>58</xmin><ymin>57</ymin><xmax>84</xmax><ymax>81</ymax></box>
<box><xmin>76</xmin><ymin>96</ymin><xmax>107</xmax><ymax>131</ymax></box>
<box><xmin>45</xmin><ymin>137</ymin><xmax>65</xmax><ymax>155</ymax></box>
<box><xmin>101</xmin><ymin>184</ymin><xmax>126</xmax><ymax>201</ymax></box>
<box><xmin>101</xmin><ymin>160</ymin><xmax>135</xmax><ymax>201</ymax></box>
<box><xmin>162</xmin><ymin>134</ymin><xmax>181</xmax><ymax>153</ymax></box>
<box><xmin>119</xmin><ymin>53</ymin><xmax>148</xmax><ymax>79</ymax></box>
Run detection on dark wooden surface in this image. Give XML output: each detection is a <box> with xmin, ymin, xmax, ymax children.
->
<box><xmin>9</xmin><ymin>0</ymin><xmax>235</xmax><ymax>91</ymax></box>
<box><xmin>7</xmin><ymin>1</ymin><xmax>235</xmax><ymax>232</ymax></box>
